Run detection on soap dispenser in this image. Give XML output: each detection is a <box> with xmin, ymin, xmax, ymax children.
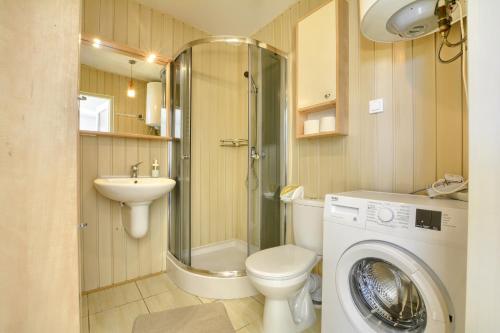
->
<box><xmin>151</xmin><ymin>159</ymin><xmax>160</xmax><ymax>178</ymax></box>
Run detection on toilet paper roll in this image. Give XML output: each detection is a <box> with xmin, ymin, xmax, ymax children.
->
<box><xmin>304</xmin><ymin>119</ymin><xmax>320</xmax><ymax>135</ymax></box>
<box><xmin>320</xmin><ymin>116</ymin><xmax>336</xmax><ymax>132</ymax></box>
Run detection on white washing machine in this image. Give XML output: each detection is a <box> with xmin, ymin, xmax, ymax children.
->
<box><xmin>322</xmin><ymin>191</ymin><xmax>468</xmax><ymax>333</ymax></box>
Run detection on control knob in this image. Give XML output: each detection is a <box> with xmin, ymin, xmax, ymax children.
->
<box><xmin>378</xmin><ymin>207</ymin><xmax>394</xmax><ymax>223</ymax></box>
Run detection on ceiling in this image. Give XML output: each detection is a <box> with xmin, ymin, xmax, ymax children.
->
<box><xmin>80</xmin><ymin>43</ymin><xmax>164</xmax><ymax>82</ymax></box>
<box><xmin>135</xmin><ymin>0</ymin><xmax>299</xmax><ymax>36</ymax></box>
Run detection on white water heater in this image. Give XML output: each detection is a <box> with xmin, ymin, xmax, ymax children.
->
<box><xmin>146</xmin><ymin>82</ymin><xmax>162</xmax><ymax>127</ymax></box>
<box><xmin>360</xmin><ymin>0</ymin><xmax>466</xmax><ymax>43</ymax></box>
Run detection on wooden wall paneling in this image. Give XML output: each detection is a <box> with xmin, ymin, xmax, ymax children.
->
<box><xmin>162</xmin><ymin>15</ymin><xmax>174</xmax><ymax>58</ymax></box>
<box><xmin>0</xmin><ymin>1</ymin><xmax>81</xmax><ymax>329</ymax></box>
<box><xmin>97</xmin><ymin>136</ymin><xmax>113</xmax><ymax>287</ymax></box>
<box><xmin>113</xmin><ymin>0</ymin><xmax>128</xmax><ymax>44</ymax></box>
<box><xmin>139</xmin><ymin>5</ymin><xmax>152</xmax><ymax>52</ymax></box>
<box><xmin>358</xmin><ymin>36</ymin><xmax>377</xmax><ymax>190</ymax></box>
<box><xmin>111</xmin><ymin>138</ymin><xmax>127</xmax><ymax>283</ymax></box>
<box><xmin>393</xmin><ymin>41</ymin><xmax>415</xmax><ymax>193</ymax></box>
<box><xmin>81</xmin><ymin>136</ymin><xmax>99</xmax><ymax>291</ymax></box>
<box><xmin>344</xmin><ymin>0</ymin><xmax>361</xmax><ymax>191</ymax></box>
<box><xmin>100</xmin><ymin>0</ymin><xmax>115</xmax><ymax>40</ymax></box>
<box><xmin>125</xmin><ymin>139</ymin><xmax>139</xmax><ymax>279</ymax></box>
<box><xmin>413</xmin><ymin>34</ymin><xmax>437</xmax><ymax>191</ymax></box>
<box><xmin>138</xmin><ymin>140</ymin><xmax>152</xmax><ymax>276</ymax></box>
<box><xmin>127</xmin><ymin>1</ymin><xmax>141</xmax><ymax>49</ymax></box>
<box><xmin>151</xmin><ymin>11</ymin><xmax>163</xmax><ymax>54</ymax></box>
<box><xmin>84</xmin><ymin>0</ymin><xmax>100</xmax><ymax>35</ymax></box>
<box><xmin>373</xmin><ymin>43</ymin><xmax>394</xmax><ymax>192</ymax></box>
<box><xmin>172</xmin><ymin>20</ymin><xmax>184</xmax><ymax>55</ymax></box>
<box><xmin>255</xmin><ymin>0</ymin><xmax>466</xmax><ymax>198</ymax></box>
<box><xmin>160</xmin><ymin>141</ymin><xmax>169</xmax><ymax>271</ymax></box>
<box><xmin>436</xmin><ymin>25</ymin><xmax>464</xmax><ymax>177</ymax></box>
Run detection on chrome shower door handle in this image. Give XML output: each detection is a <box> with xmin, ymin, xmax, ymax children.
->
<box><xmin>181</xmin><ymin>154</ymin><xmax>190</xmax><ymax>160</ymax></box>
<box><xmin>250</xmin><ymin>147</ymin><xmax>260</xmax><ymax>160</ymax></box>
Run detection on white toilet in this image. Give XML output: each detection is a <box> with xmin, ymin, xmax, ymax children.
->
<box><xmin>245</xmin><ymin>199</ymin><xmax>323</xmax><ymax>333</ymax></box>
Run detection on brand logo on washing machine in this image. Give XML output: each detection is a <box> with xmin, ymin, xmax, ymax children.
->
<box><xmin>330</xmin><ymin>196</ymin><xmax>339</xmax><ymax>201</ymax></box>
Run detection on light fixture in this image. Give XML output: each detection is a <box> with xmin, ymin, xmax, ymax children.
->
<box><xmin>92</xmin><ymin>38</ymin><xmax>101</xmax><ymax>48</ymax></box>
<box><xmin>127</xmin><ymin>60</ymin><xmax>136</xmax><ymax>98</ymax></box>
<box><xmin>146</xmin><ymin>53</ymin><xmax>157</xmax><ymax>63</ymax></box>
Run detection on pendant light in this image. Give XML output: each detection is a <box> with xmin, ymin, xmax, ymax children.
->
<box><xmin>127</xmin><ymin>59</ymin><xmax>136</xmax><ymax>98</ymax></box>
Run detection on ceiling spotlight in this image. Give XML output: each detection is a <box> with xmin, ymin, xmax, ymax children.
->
<box><xmin>146</xmin><ymin>53</ymin><xmax>157</xmax><ymax>63</ymax></box>
<box><xmin>92</xmin><ymin>38</ymin><xmax>101</xmax><ymax>48</ymax></box>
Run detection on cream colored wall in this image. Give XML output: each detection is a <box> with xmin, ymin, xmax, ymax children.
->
<box><xmin>80</xmin><ymin>135</ymin><xmax>168</xmax><ymax>292</ymax></box>
<box><xmin>82</xmin><ymin>0</ymin><xmax>208</xmax><ymax>59</ymax></box>
<box><xmin>253</xmin><ymin>0</ymin><xmax>467</xmax><ymax>198</ymax></box>
<box><xmin>0</xmin><ymin>0</ymin><xmax>81</xmax><ymax>332</ymax></box>
<box><xmin>190</xmin><ymin>43</ymin><xmax>248</xmax><ymax>248</ymax></box>
<box><xmin>79</xmin><ymin>0</ymin><xmax>208</xmax><ymax>291</ymax></box>
<box><xmin>80</xmin><ymin>64</ymin><xmax>152</xmax><ymax>135</ymax></box>
<box><xmin>465</xmin><ymin>1</ymin><xmax>500</xmax><ymax>331</ymax></box>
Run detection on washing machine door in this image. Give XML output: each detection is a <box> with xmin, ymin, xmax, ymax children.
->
<box><xmin>336</xmin><ymin>241</ymin><xmax>452</xmax><ymax>333</ymax></box>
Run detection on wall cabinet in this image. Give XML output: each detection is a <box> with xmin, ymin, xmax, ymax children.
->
<box><xmin>296</xmin><ymin>0</ymin><xmax>349</xmax><ymax>138</ymax></box>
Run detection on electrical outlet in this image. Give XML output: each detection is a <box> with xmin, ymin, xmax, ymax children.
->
<box><xmin>369</xmin><ymin>98</ymin><xmax>384</xmax><ymax>114</ymax></box>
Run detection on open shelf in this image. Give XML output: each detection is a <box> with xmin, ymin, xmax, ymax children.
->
<box><xmin>297</xmin><ymin>130</ymin><xmax>347</xmax><ymax>139</ymax></box>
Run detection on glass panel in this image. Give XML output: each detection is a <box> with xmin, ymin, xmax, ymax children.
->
<box><xmin>257</xmin><ymin>47</ymin><xmax>287</xmax><ymax>250</ymax></box>
<box><xmin>189</xmin><ymin>42</ymin><xmax>249</xmax><ymax>273</ymax></box>
<box><xmin>350</xmin><ymin>258</ymin><xmax>427</xmax><ymax>331</ymax></box>
<box><xmin>79</xmin><ymin>93</ymin><xmax>112</xmax><ymax>132</ymax></box>
<box><xmin>168</xmin><ymin>49</ymin><xmax>192</xmax><ymax>265</ymax></box>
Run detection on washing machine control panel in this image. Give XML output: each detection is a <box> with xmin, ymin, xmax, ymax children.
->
<box><xmin>366</xmin><ymin>201</ymin><xmax>411</xmax><ymax>229</ymax></box>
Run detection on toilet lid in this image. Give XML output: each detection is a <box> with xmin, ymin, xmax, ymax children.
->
<box><xmin>245</xmin><ymin>245</ymin><xmax>317</xmax><ymax>280</ymax></box>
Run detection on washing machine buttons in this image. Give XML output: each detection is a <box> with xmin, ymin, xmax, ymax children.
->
<box><xmin>377</xmin><ymin>207</ymin><xmax>394</xmax><ymax>223</ymax></box>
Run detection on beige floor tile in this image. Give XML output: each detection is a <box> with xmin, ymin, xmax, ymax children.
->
<box><xmin>145</xmin><ymin>287</ymin><xmax>201</xmax><ymax>313</ymax></box>
<box><xmin>252</xmin><ymin>293</ymin><xmax>265</xmax><ymax>305</ymax></box>
<box><xmin>89</xmin><ymin>300</ymin><xmax>148</xmax><ymax>333</ymax></box>
<box><xmin>87</xmin><ymin>282</ymin><xmax>142</xmax><ymax>314</ymax></box>
<box><xmin>81</xmin><ymin>316</ymin><xmax>89</xmax><ymax>333</ymax></box>
<box><xmin>198</xmin><ymin>296</ymin><xmax>217</xmax><ymax>303</ymax></box>
<box><xmin>81</xmin><ymin>294</ymin><xmax>88</xmax><ymax>317</ymax></box>
<box><xmin>136</xmin><ymin>273</ymin><xmax>177</xmax><ymax>298</ymax></box>
<box><xmin>237</xmin><ymin>322</ymin><xmax>262</xmax><ymax>333</ymax></box>
<box><xmin>220</xmin><ymin>297</ymin><xmax>264</xmax><ymax>330</ymax></box>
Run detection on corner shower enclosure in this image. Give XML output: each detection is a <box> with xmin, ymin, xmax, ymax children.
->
<box><xmin>167</xmin><ymin>37</ymin><xmax>287</xmax><ymax>298</ymax></box>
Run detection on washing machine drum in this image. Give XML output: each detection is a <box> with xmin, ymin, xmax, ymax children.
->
<box><xmin>350</xmin><ymin>258</ymin><xmax>426</xmax><ymax>331</ymax></box>
<box><xmin>335</xmin><ymin>242</ymin><xmax>452</xmax><ymax>333</ymax></box>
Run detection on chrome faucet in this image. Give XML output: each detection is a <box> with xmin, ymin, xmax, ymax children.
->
<box><xmin>130</xmin><ymin>161</ymin><xmax>143</xmax><ymax>178</ymax></box>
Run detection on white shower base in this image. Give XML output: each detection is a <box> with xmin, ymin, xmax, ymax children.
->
<box><xmin>166</xmin><ymin>239</ymin><xmax>258</xmax><ymax>299</ymax></box>
<box><xmin>191</xmin><ymin>239</ymin><xmax>248</xmax><ymax>272</ymax></box>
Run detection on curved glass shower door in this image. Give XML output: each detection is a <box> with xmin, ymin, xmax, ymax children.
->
<box><xmin>168</xmin><ymin>37</ymin><xmax>287</xmax><ymax>277</ymax></box>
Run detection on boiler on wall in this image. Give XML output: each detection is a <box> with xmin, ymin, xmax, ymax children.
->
<box><xmin>146</xmin><ymin>81</ymin><xmax>162</xmax><ymax>129</ymax></box>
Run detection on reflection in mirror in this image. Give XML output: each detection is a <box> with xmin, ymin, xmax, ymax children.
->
<box><xmin>79</xmin><ymin>41</ymin><xmax>167</xmax><ymax>136</ymax></box>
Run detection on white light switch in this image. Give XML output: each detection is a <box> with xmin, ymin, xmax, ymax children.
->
<box><xmin>369</xmin><ymin>98</ymin><xmax>384</xmax><ymax>114</ymax></box>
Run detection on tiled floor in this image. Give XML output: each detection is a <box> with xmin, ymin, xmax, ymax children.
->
<box><xmin>80</xmin><ymin>272</ymin><xmax>321</xmax><ymax>333</ymax></box>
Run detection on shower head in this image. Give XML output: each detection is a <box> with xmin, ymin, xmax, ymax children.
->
<box><xmin>244</xmin><ymin>71</ymin><xmax>258</xmax><ymax>94</ymax></box>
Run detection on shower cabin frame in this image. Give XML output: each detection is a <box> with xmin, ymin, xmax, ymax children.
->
<box><xmin>167</xmin><ymin>36</ymin><xmax>289</xmax><ymax>283</ymax></box>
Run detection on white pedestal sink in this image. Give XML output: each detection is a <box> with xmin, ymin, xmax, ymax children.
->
<box><xmin>94</xmin><ymin>177</ymin><xmax>176</xmax><ymax>239</ymax></box>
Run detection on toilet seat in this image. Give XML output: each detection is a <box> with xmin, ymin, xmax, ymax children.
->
<box><xmin>246</xmin><ymin>244</ymin><xmax>317</xmax><ymax>280</ymax></box>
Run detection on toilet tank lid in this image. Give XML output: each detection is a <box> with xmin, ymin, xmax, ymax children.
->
<box><xmin>293</xmin><ymin>198</ymin><xmax>324</xmax><ymax>208</ymax></box>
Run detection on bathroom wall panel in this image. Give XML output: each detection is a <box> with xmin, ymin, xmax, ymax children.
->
<box><xmin>190</xmin><ymin>43</ymin><xmax>248</xmax><ymax>249</ymax></box>
<box><xmin>80</xmin><ymin>64</ymin><xmax>151</xmax><ymax>135</ymax></box>
<box><xmin>79</xmin><ymin>135</ymin><xmax>168</xmax><ymax>292</ymax></box>
<box><xmin>253</xmin><ymin>0</ymin><xmax>467</xmax><ymax>199</ymax></box>
<box><xmin>82</xmin><ymin>0</ymin><xmax>208</xmax><ymax>59</ymax></box>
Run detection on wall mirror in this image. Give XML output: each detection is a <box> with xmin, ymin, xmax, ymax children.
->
<box><xmin>79</xmin><ymin>35</ymin><xmax>170</xmax><ymax>137</ymax></box>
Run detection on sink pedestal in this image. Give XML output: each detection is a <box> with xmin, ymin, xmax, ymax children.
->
<box><xmin>121</xmin><ymin>201</ymin><xmax>152</xmax><ymax>239</ymax></box>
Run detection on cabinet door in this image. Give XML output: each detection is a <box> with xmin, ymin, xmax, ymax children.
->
<box><xmin>297</xmin><ymin>1</ymin><xmax>336</xmax><ymax>109</ymax></box>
